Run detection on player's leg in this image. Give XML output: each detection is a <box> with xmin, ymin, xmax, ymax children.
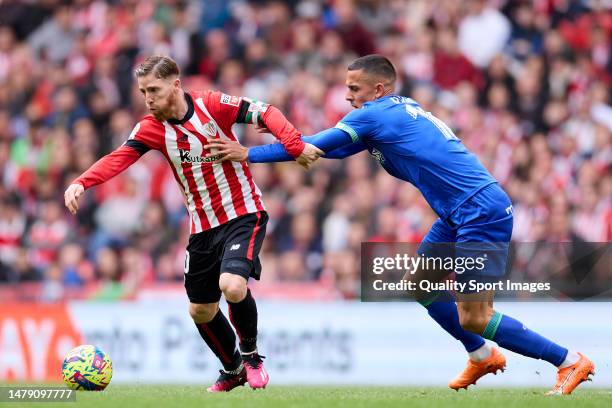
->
<box><xmin>219</xmin><ymin>211</ymin><xmax>269</xmax><ymax>389</ymax></box>
<box><xmin>219</xmin><ymin>273</ymin><xmax>258</xmax><ymax>352</ymax></box>
<box><xmin>416</xmin><ymin>222</ymin><xmax>503</xmax><ymax>390</ymax></box>
<box><xmin>444</xmin><ymin>289</ymin><xmax>505</xmax><ymax>390</ymax></box>
<box><xmin>456</xmin><ymin>294</ymin><xmax>594</xmax><ymax>394</ymax></box>
<box><xmin>457</xmin><ymin>294</ymin><xmax>568</xmax><ymax>365</ymax></box>
<box><xmin>455</xmin><ymin>184</ymin><xmax>594</xmax><ymax>394</ymax></box>
<box><xmin>184</xmin><ymin>235</ymin><xmax>244</xmax><ymax>393</ymax></box>
<box><xmin>443</xmin><ymin>184</ymin><xmax>515</xmax><ymax>390</ymax></box>
<box><xmin>415</xmin><ymin>220</ymin><xmax>490</xmax><ymax>357</ymax></box>
<box><xmin>189</xmin><ymin>302</ymin><xmax>246</xmax><ymax>391</ymax></box>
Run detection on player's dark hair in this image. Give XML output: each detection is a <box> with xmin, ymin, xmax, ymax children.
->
<box><xmin>134</xmin><ymin>56</ymin><xmax>180</xmax><ymax>79</ymax></box>
<box><xmin>348</xmin><ymin>54</ymin><xmax>396</xmax><ymax>83</ymax></box>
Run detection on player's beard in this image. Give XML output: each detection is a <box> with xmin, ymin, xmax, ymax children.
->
<box><xmin>150</xmin><ymin>92</ymin><xmax>178</xmax><ymax>121</ymax></box>
<box><xmin>151</xmin><ymin>110</ymin><xmax>165</xmax><ymax>121</ymax></box>
<box><xmin>150</xmin><ymin>105</ymin><xmax>170</xmax><ymax>121</ymax></box>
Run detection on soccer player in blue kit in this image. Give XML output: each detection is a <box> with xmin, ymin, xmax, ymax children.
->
<box><xmin>205</xmin><ymin>55</ymin><xmax>594</xmax><ymax>395</ymax></box>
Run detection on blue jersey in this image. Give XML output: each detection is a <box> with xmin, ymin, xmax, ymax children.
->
<box><xmin>335</xmin><ymin>95</ymin><xmax>496</xmax><ymax>220</ymax></box>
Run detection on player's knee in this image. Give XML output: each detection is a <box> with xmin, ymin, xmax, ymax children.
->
<box><xmin>189</xmin><ymin>302</ymin><xmax>218</xmax><ymax>324</ymax></box>
<box><xmin>459</xmin><ymin>312</ymin><xmax>490</xmax><ymax>334</ymax></box>
<box><xmin>219</xmin><ymin>273</ymin><xmax>247</xmax><ymax>303</ymax></box>
<box><xmin>222</xmin><ymin>282</ymin><xmax>247</xmax><ymax>303</ymax></box>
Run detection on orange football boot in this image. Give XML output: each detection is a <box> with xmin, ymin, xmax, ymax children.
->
<box><xmin>448</xmin><ymin>347</ymin><xmax>506</xmax><ymax>390</ymax></box>
<box><xmin>546</xmin><ymin>352</ymin><xmax>595</xmax><ymax>395</ymax></box>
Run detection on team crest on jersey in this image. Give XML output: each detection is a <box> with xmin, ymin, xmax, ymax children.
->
<box><xmin>220</xmin><ymin>93</ymin><xmax>240</xmax><ymax>107</ymax></box>
<box><xmin>370</xmin><ymin>148</ymin><xmax>385</xmax><ymax>164</ymax></box>
<box><xmin>202</xmin><ymin>121</ymin><xmax>217</xmax><ymax>137</ymax></box>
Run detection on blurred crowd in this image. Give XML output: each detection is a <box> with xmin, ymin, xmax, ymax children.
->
<box><xmin>0</xmin><ymin>0</ymin><xmax>610</xmax><ymax>300</ymax></box>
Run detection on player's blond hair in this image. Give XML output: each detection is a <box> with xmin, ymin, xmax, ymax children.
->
<box><xmin>134</xmin><ymin>56</ymin><xmax>180</xmax><ymax>79</ymax></box>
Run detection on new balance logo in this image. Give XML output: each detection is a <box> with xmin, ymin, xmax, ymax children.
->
<box><xmin>505</xmin><ymin>205</ymin><xmax>514</xmax><ymax>215</ymax></box>
<box><xmin>230</xmin><ymin>244</ymin><xmax>241</xmax><ymax>251</ymax></box>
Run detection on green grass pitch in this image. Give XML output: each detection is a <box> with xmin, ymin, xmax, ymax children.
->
<box><xmin>9</xmin><ymin>385</ymin><xmax>612</xmax><ymax>408</ymax></box>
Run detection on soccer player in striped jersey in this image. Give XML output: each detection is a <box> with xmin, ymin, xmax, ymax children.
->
<box><xmin>64</xmin><ymin>55</ymin><xmax>320</xmax><ymax>392</ymax></box>
<box><xmin>206</xmin><ymin>55</ymin><xmax>595</xmax><ymax>395</ymax></box>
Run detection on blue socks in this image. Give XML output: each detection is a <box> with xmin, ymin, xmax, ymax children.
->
<box><xmin>422</xmin><ymin>295</ymin><xmax>569</xmax><ymax>367</ymax></box>
<box><xmin>422</xmin><ymin>293</ymin><xmax>486</xmax><ymax>353</ymax></box>
<box><xmin>483</xmin><ymin>311</ymin><xmax>568</xmax><ymax>366</ymax></box>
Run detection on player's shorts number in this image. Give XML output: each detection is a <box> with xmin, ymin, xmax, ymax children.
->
<box><xmin>184</xmin><ymin>250</ymin><xmax>190</xmax><ymax>275</ymax></box>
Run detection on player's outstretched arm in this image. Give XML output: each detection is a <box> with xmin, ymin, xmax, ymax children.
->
<box><xmin>205</xmin><ymin>127</ymin><xmax>362</xmax><ymax>166</ymax></box>
<box><xmin>204</xmin><ymin>139</ymin><xmax>322</xmax><ymax>168</ymax></box>
<box><xmin>248</xmin><ymin>128</ymin><xmax>360</xmax><ymax>162</ymax></box>
<box><xmin>64</xmin><ymin>145</ymin><xmax>142</xmax><ymax>215</ymax></box>
<box><xmin>322</xmin><ymin>139</ymin><xmax>367</xmax><ymax>158</ymax></box>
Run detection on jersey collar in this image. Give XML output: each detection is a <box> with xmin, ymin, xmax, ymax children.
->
<box><xmin>167</xmin><ymin>91</ymin><xmax>194</xmax><ymax>125</ymax></box>
<box><xmin>364</xmin><ymin>94</ymin><xmax>398</xmax><ymax>107</ymax></box>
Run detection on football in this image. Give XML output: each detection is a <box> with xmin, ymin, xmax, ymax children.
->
<box><xmin>61</xmin><ymin>345</ymin><xmax>113</xmax><ymax>391</ymax></box>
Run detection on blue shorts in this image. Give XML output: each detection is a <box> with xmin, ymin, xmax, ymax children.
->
<box><xmin>418</xmin><ymin>183</ymin><xmax>513</xmax><ymax>283</ymax></box>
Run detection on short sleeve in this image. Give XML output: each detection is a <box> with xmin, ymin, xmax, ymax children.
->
<box><xmin>124</xmin><ymin>117</ymin><xmax>164</xmax><ymax>152</ymax></box>
<box><xmin>204</xmin><ymin>90</ymin><xmax>242</xmax><ymax>131</ymax></box>
<box><xmin>334</xmin><ymin>108</ymin><xmax>376</xmax><ymax>142</ymax></box>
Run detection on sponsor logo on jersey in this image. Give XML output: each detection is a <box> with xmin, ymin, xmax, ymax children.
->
<box><xmin>230</xmin><ymin>244</ymin><xmax>241</xmax><ymax>251</ymax></box>
<box><xmin>179</xmin><ymin>148</ymin><xmax>218</xmax><ymax>163</ymax></box>
<box><xmin>220</xmin><ymin>93</ymin><xmax>240</xmax><ymax>107</ymax></box>
<box><xmin>247</xmin><ymin>100</ymin><xmax>269</xmax><ymax>113</ymax></box>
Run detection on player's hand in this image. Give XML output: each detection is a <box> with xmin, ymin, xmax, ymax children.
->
<box><xmin>204</xmin><ymin>139</ymin><xmax>248</xmax><ymax>162</ymax></box>
<box><xmin>296</xmin><ymin>143</ymin><xmax>324</xmax><ymax>170</ymax></box>
<box><xmin>64</xmin><ymin>183</ymin><xmax>85</xmax><ymax>215</ymax></box>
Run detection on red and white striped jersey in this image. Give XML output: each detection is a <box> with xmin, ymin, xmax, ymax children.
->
<box><xmin>74</xmin><ymin>90</ymin><xmax>304</xmax><ymax>234</ymax></box>
<box><xmin>137</xmin><ymin>90</ymin><xmax>266</xmax><ymax>233</ymax></box>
